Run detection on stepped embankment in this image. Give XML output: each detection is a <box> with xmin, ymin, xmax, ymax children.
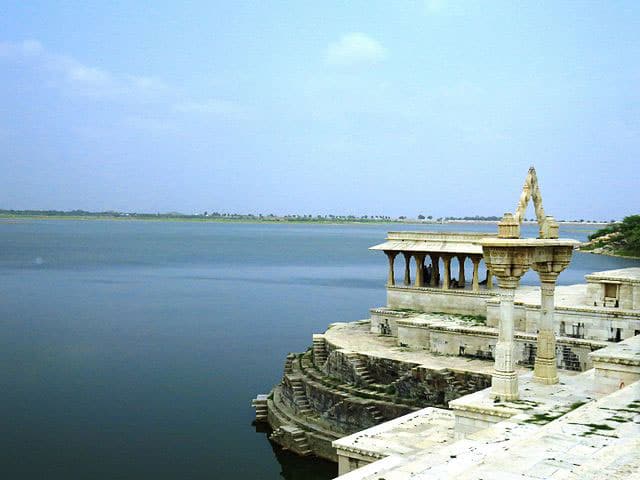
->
<box><xmin>256</xmin><ymin>320</ymin><xmax>496</xmax><ymax>460</ymax></box>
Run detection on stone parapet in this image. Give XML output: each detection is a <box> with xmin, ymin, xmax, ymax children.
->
<box><xmin>387</xmin><ymin>285</ymin><xmax>494</xmax><ymax>316</ymax></box>
<box><xmin>589</xmin><ymin>334</ymin><xmax>640</xmax><ymax>394</ymax></box>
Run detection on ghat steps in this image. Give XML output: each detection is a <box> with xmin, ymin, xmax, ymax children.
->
<box><xmin>269</xmin><ymin>425</ymin><xmax>313</xmax><ymax>456</ymax></box>
<box><xmin>254</xmin><ymin>321</ymin><xmax>495</xmax><ymax>460</ymax></box>
<box><xmin>313</xmin><ymin>334</ymin><xmax>328</xmax><ymax>367</ymax></box>
<box><xmin>251</xmin><ymin>394</ymin><xmax>268</xmax><ymax>422</ymax></box>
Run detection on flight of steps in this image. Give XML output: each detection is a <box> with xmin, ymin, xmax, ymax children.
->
<box><xmin>252</xmin><ymin>394</ymin><xmax>268</xmax><ymax>422</ymax></box>
<box><xmin>289</xmin><ymin>427</ymin><xmax>312</xmax><ymax>456</ymax></box>
<box><xmin>290</xmin><ymin>377</ymin><xmax>312</xmax><ymax>414</ymax></box>
<box><xmin>269</xmin><ymin>425</ymin><xmax>312</xmax><ymax>456</ymax></box>
<box><xmin>299</xmin><ymin>350</ymin><xmax>416</xmax><ymax>411</ymax></box>
<box><xmin>263</xmin><ymin>349</ymin><xmax>441</xmax><ymax>460</ymax></box>
<box><xmin>284</xmin><ymin>354</ymin><xmax>295</xmax><ymax>375</ymax></box>
<box><xmin>365</xmin><ymin>405</ymin><xmax>385</xmax><ymax>423</ymax></box>
<box><xmin>346</xmin><ymin>352</ymin><xmax>374</xmax><ymax>385</ymax></box>
<box><xmin>312</xmin><ymin>334</ymin><xmax>328</xmax><ymax>368</ymax></box>
<box><xmin>561</xmin><ymin>345</ymin><xmax>581</xmax><ymax>371</ymax></box>
<box><xmin>441</xmin><ymin>370</ymin><xmax>475</xmax><ymax>397</ymax></box>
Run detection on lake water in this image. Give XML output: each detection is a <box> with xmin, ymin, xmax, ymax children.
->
<box><xmin>1</xmin><ymin>220</ymin><xmax>638</xmax><ymax>479</ymax></box>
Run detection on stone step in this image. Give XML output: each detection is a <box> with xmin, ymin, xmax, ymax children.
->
<box><xmin>252</xmin><ymin>394</ymin><xmax>269</xmax><ymax>422</ymax></box>
<box><xmin>289</xmin><ymin>348</ymin><xmax>422</xmax><ymax>424</ymax></box>
<box><xmin>290</xmin><ymin>377</ymin><xmax>314</xmax><ymax>414</ymax></box>
<box><xmin>312</xmin><ymin>334</ymin><xmax>328</xmax><ymax>369</ymax></box>
<box><xmin>365</xmin><ymin>405</ymin><xmax>385</xmax><ymax>423</ymax></box>
<box><xmin>286</xmin><ymin>426</ymin><xmax>313</xmax><ymax>456</ymax></box>
<box><xmin>346</xmin><ymin>352</ymin><xmax>377</xmax><ymax>385</ymax></box>
<box><xmin>284</xmin><ymin>353</ymin><xmax>297</xmax><ymax>374</ymax></box>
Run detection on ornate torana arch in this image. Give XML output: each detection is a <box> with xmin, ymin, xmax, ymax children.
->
<box><xmin>511</xmin><ymin>167</ymin><xmax>558</xmax><ymax>239</ymax></box>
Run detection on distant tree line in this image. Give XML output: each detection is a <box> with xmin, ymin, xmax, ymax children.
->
<box><xmin>0</xmin><ymin>209</ymin><xmax>615</xmax><ymax>225</ymax></box>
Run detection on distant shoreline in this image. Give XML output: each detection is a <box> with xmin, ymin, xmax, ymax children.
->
<box><xmin>578</xmin><ymin>248</ymin><xmax>640</xmax><ymax>260</ymax></box>
<box><xmin>0</xmin><ymin>214</ymin><xmax>608</xmax><ymax>228</ymax></box>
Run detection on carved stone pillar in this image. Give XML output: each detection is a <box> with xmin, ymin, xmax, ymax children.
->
<box><xmin>442</xmin><ymin>255</ymin><xmax>452</xmax><ymax>290</ymax></box>
<box><xmin>487</xmin><ymin>270</ymin><xmax>493</xmax><ymax>290</ymax></box>
<box><xmin>430</xmin><ymin>254</ymin><xmax>439</xmax><ymax>287</ymax></box>
<box><xmin>532</xmin><ymin>279</ymin><xmax>558</xmax><ymax>384</ymax></box>
<box><xmin>384</xmin><ymin>251</ymin><xmax>398</xmax><ymax>286</ymax></box>
<box><xmin>414</xmin><ymin>253</ymin><xmax>425</xmax><ymax>287</ymax></box>
<box><xmin>471</xmin><ymin>256</ymin><xmax>480</xmax><ymax>292</ymax></box>
<box><xmin>402</xmin><ymin>252</ymin><xmax>412</xmax><ymax>286</ymax></box>
<box><xmin>457</xmin><ymin>255</ymin><xmax>466</xmax><ymax>287</ymax></box>
<box><xmin>481</xmin><ymin>242</ymin><xmax>534</xmax><ymax>401</ymax></box>
<box><xmin>492</xmin><ymin>286</ymin><xmax>519</xmax><ymax>400</ymax></box>
<box><xmin>531</xmin><ymin>245</ymin><xmax>573</xmax><ymax>385</ymax></box>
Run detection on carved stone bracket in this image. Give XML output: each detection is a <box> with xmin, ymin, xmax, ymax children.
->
<box><xmin>482</xmin><ymin>244</ymin><xmax>534</xmax><ymax>290</ymax></box>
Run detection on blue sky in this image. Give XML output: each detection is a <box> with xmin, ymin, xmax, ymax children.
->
<box><xmin>1</xmin><ymin>1</ymin><xmax>638</xmax><ymax>219</ymax></box>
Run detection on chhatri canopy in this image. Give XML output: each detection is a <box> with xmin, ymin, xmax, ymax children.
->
<box><xmin>369</xmin><ymin>231</ymin><xmax>494</xmax><ymax>255</ymax></box>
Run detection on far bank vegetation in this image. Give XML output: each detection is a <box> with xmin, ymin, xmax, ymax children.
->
<box><xmin>580</xmin><ymin>215</ymin><xmax>640</xmax><ymax>258</ymax></box>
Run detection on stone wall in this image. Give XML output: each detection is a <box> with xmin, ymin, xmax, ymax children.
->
<box><xmin>361</xmin><ymin>355</ymin><xmax>411</xmax><ymax>385</ymax></box>
<box><xmin>387</xmin><ymin>286</ymin><xmax>493</xmax><ymax>316</ymax></box>
<box><xmin>324</xmin><ymin>349</ymin><xmax>359</xmax><ymax>386</ymax></box>
<box><xmin>486</xmin><ymin>300</ymin><xmax>640</xmax><ymax>342</ymax></box>
<box><xmin>400</xmin><ymin>368</ymin><xmax>490</xmax><ymax>404</ymax></box>
<box><xmin>395</xmin><ymin>319</ymin><xmax>603</xmax><ymax>371</ymax></box>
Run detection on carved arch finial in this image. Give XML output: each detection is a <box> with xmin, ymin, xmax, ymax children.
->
<box><xmin>512</xmin><ymin>167</ymin><xmax>558</xmax><ymax>239</ymax></box>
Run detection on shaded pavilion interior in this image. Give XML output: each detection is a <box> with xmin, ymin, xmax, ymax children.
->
<box><xmin>370</xmin><ymin>231</ymin><xmax>497</xmax><ymax>292</ymax></box>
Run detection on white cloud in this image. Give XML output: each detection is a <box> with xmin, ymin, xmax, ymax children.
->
<box><xmin>126</xmin><ymin>75</ymin><xmax>169</xmax><ymax>94</ymax></box>
<box><xmin>324</xmin><ymin>33</ymin><xmax>388</xmax><ymax>68</ymax></box>
<box><xmin>64</xmin><ymin>63</ymin><xmax>113</xmax><ymax>91</ymax></box>
<box><xmin>0</xmin><ymin>39</ymin><xmax>249</xmax><ymax>125</ymax></box>
<box><xmin>0</xmin><ymin>40</ymin><xmax>168</xmax><ymax>99</ymax></box>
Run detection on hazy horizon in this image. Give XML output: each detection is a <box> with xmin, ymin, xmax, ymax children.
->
<box><xmin>2</xmin><ymin>2</ymin><xmax>639</xmax><ymax>219</ymax></box>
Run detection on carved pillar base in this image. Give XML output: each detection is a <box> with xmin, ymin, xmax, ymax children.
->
<box><xmin>491</xmin><ymin>370</ymin><xmax>519</xmax><ymax>401</ymax></box>
<box><xmin>533</xmin><ymin>355</ymin><xmax>559</xmax><ymax>385</ymax></box>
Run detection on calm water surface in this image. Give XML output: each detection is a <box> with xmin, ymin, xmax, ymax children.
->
<box><xmin>1</xmin><ymin>220</ymin><xmax>638</xmax><ymax>479</ymax></box>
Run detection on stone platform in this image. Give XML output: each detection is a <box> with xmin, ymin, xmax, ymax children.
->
<box><xmin>335</xmin><ymin>379</ymin><xmax>639</xmax><ymax>479</ymax></box>
<box><xmin>333</xmin><ymin>334</ymin><xmax>640</xmax><ymax>479</ymax></box>
<box><xmin>324</xmin><ymin>321</ymin><xmax>521</xmax><ymax>376</ymax></box>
